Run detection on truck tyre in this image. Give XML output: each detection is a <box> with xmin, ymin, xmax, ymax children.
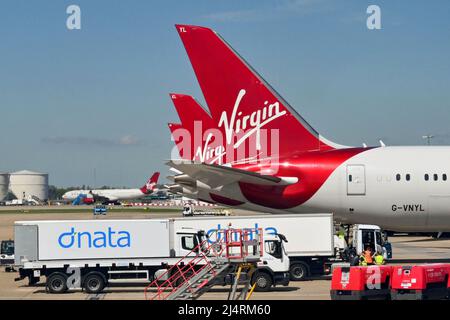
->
<box><xmin>252</xmin><ymin>272</ymin><xmax>273</xmax><ymax>292</ymax></box>
<box><xmin>83</xmin><ymin>272</ymin><xmax>106</xmax><ymax>294</ymax></box>
<box><xmin>289</xmin><ymin>263</ymin><xmax>309</xmax><ymax>281</ymax></box>
<box><xmin>46</xmin><ymin>272</ymin><xmax>69</xmax><ymax>294</ymax></box>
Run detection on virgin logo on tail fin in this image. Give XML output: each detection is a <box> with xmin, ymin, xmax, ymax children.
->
<box><xmin>140</xmin><ymin>172</ymin><xmax>160</xmax><ymax>194</ymax></box>
<box><xmin>175</xmin><ymin>24</ymin><xmax>346</xmax><ymax>159</ymax></box>
<box><xmin>217</xmin><ymin>88</ymin><xmax>286</xmax><ymax>150</ymax></box>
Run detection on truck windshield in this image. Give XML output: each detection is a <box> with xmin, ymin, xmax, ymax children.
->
<box><xmin>181</xmin><ymin>235</ymin><xmax>198</xmax><ymax>251</ymax></box>
<box><xmin>375</xmin><ymin>231</ymin><xmax>383</xmax><ymax>246</ymax></box>
<box><xmin>1</xmin><ymin>241</ymin><xmax>14</xmax><ymax>255</ymax></box>
<box><xmin>265</xmin><ymin>240</ymin><xmax>282</xmax><ymax>259</ymax></box>
<box><xmin>361</xmin><ymin>229</ymin><xmax>376</xmax><ymax>252</ymax></box>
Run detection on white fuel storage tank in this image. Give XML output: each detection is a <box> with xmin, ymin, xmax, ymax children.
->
<box><xmin>9</xmin><ymin>170</ymin><xmax>48</xmax><ymax>201</ymax></box>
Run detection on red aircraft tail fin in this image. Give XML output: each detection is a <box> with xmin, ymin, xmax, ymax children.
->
<box><xmin>140</xmin><ymin>172</ymin><xmax>160</xmax><ymax>194</ymax></box>
<box><xmin>169</xmin><ymin>93</ymin><xmax>212</xmax><ymax>129</ymax></box>
<box><xmin>169</xmin><ymin>94</ymin><xmax>223</xmax><ymax>163</ymax></box>
<box><xmin>175</xmin><ymin>24</ymin><xmax>344</xmax><ymax>162</ymax></box>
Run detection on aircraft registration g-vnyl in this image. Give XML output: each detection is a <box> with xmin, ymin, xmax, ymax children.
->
<box><xmin>62</xmin><ymin>172</ymin><xmax>160</xmax><ymax>205</ymax></box>
<box><xmin>167</xmin><ymin>24</ymin><xmax>450</xmax><ymax>233</ymax></box>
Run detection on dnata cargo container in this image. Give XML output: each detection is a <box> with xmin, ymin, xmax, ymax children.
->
<box><xmin>14</xmin><ymin>218</ymin><xmax>288</xmax><ymax>294</ymax></box>
<box><xmin>176</xmin><ymin>214</ymin><xmax>388</xmax><ymax>280</ymax></box>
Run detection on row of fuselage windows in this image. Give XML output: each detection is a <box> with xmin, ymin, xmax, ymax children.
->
<box><xmin>395</xmin><ymin>173</ymin><xmax>448</xmax><ymax>182</ymax></box>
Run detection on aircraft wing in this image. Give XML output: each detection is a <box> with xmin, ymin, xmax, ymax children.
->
<box><xmin>166</xmin><ymin>160</ymin><xmax>297</xmax><ymax>189</ymax></box>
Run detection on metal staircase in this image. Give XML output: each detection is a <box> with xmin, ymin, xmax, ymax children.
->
<box><xmin>226</xmin><ymin>263</ymin><xmax>257</xmax><ymax>300</ymax></box>
<box><xmin>144</xmin><ymin>228</ymin><xmax>263</xmax><ymax>300</ymax></box>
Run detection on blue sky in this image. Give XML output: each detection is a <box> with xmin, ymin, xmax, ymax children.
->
<box><xmin>1</xmin><ymin>0</ymin><xmax>450</xmax><ymax>187</ymax></box>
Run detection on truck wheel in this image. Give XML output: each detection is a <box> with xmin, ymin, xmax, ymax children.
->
<box><xmin>46</xmin><ymin>272</ymin><xmax>68</xmax><ymax>294</ymax></box>
<box><xmin>83</xmin><ymin>273</ymin><xmax>106</xmax><ymax>294</ymax></box>
<box><xmin>252</xmin><ymin>272</ymin><xmax>273</xmax><ymax>292</ymax></box>
<box><xmin>289</xmin><ymin>263</ymin><xmax>309</xmax><ymax>281</ymax></box>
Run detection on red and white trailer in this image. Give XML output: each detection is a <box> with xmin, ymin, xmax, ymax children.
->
<box><xmin>330</xmin><ymin>265</ymin><xmax>393</xmax><ymax>300</ymax></box>
<box><xmin>391</xmin><ymin>264</ymin><xmax>450</xmax><ymax>300</ymax></box>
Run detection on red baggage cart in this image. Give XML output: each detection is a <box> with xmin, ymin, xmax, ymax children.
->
<box><xmin>330</xmin><ymin>265</ymin><xmax>393</xmax><ymax>300</ymax></box>
<box><xmin>391</xmin><ymin>264</ymin><xmax>449</xmax><ymax>300</ymax></box>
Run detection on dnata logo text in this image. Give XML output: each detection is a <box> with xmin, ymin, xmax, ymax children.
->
<box><xmin>58</xmin><ymin>227</ymin><xmax>131</xmax><ymax>249</ymax></box>
<box><xmin>206</xmin><ymin>223</ymin><xmax>277</xmax><ymax>243</ymax></box>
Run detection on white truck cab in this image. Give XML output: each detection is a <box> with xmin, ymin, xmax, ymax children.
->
<box><xmin>253</xmin><ymin>233</ymin><xmax>290</xmax><ymax>291</ymax></box>
<box><xmin>0</xmin><ymin>240</ymin><xmax>14</xmax><ymax>267</ymax></box>
<box><xmin>182</xmin><ymin>205</ymin><xmax>194</xmax><ymax>217</ymax></box>
<box><xmin>352</xmin><ymin>224</ymin><xmax>388</xmax><ymax>259</ymax></box>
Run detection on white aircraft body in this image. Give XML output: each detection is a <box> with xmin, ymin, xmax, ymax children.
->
<box><xmin>62</xmin><ymin>172</ymin><xmax>160</xmax><ymax>204</ymax></box>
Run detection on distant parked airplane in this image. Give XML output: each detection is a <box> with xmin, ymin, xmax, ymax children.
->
<box><xmin>62</xmin><ymin>172</ymin><xmax>160</xmax><ymax>205</ymax></box>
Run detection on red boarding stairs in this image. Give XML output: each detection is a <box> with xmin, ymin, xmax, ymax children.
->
<box><xmin>144</xmin><ymin>228</ymin><xmax>263</xmax><ymax>300</ymax></box>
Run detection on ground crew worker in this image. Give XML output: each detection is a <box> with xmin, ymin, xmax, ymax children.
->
<box><xmin>374</xmin><ymin>251</ymin><xmax>385</xmax><ymax>265</ymax></box>
<box><xmin>363</xmin><ymin>246</ymin><xmax>374</xmax><ymax>265</ymax></box>
<box><xmin>359</xmin><ymin>254</ymin><xmax>367</xmax><ymax>266</ymax></box>
<box><xmin>337</xmin><ymin>230</ymin><xmax>347</xmax><ymax>248</ymax></box>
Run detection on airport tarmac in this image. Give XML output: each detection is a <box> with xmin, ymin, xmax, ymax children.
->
<box><xmin>1</xmin><ymin>206</ymin><xmax>450</xmax><ymax>300</ymax></box>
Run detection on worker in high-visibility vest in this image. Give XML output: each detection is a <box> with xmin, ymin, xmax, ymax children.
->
<box><xmin>359</xmin><ymin>255</ymin><xmax>368</xmax><ymax>266</ymax></box>
<box><xmin>363</xmin><ymin>246</ymin><xmax>374</xmax><ymax>265</ymax></box>
<box><xmin>374</xmin><ymin>251</ymin><xmax>385</xmax><ymax>265</ymax></box>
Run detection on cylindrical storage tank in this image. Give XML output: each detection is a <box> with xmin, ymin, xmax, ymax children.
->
<box><xmin>0</xmin><ymin>173</ymin><xmax>9</xmax><ymax>201</ymax></box>
<box><xmin>9</xmin><ymin>170</ymin><xmax>48</xmax><ymax>201</ymax></box>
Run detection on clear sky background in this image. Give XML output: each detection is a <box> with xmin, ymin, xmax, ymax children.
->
<box><xmin>1</xmin><ymin>0</ymin><xmax>450</xmax><ymax>187</ymax></box>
